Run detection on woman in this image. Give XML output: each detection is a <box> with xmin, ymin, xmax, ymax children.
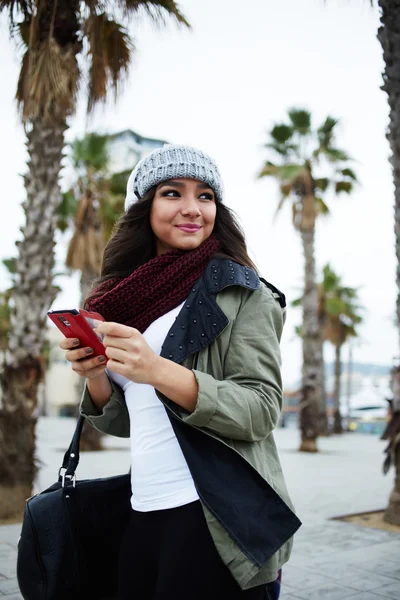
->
<box><xmin>60</xmin><ymin>145</ymin><xmax>301</xmax><ymax>599</ymax></box>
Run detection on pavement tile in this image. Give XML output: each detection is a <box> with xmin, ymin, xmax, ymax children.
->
<box><xmin>0</xmin><ymin>560</ymin><xmax>17</xmax><ymax>579</ymax></box>
<box><xmin>348</xmin><ymin>594</ymin><xmax>396</xmax><ymax>600</ymax></box>
<box><xmin>341</xmin><ymin>571</ymin><xmax>399</xmax><ymax>593</ymax></box>
<box><xmin>290</xmin><ymin>540</ymin><xmax>339</xmax><ymax>560</ymax></box>
<box><xmin>293</xmin><ymin>582</ymin><xmax>361</xmax><ymax>600</ymax></box>
<box><xmin>0</xmin><ymin>527</ymin><xmax>20</xmax><ymax>546</ymax></box>
<box><xmin>345</xmin><ymin>555</ymin><xmax>400</xmax><ymax>580</ymax></box>
<box><xmin>0</xmin><ymin>578</ymin><xmax>21</xmax><ymax>596</ymax></box>
<box><xmin>372</xmin><ymin>580</ymin><xmax>400</xmax><ymax>600</ymax></box>
<box><xmin>374</xmin><ymin>539</ymin><xmax>400</xmax><ymax>559</ymax></box>
<box><xmin>281</xmin><ymin>566</ymin><xmax>328</xmax><ymax>590</ymax></box>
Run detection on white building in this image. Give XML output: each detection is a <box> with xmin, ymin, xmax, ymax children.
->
<box><xmin>107</xmin><ymin>129</ymin><xmax>168</xmax><ymax>174</ymax></box>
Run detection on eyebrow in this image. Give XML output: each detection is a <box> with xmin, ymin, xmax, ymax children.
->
<box><xmin>158</xmin><ymin>180</ymin><xmax>213</xmax><ymax>191</ymax></box>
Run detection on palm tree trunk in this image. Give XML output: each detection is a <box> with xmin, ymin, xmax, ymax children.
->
<box><xmin>319</xmin><ymin>338</ymin><xmax>329</xmax><ymax>436</ymax></box>
<box><xmin>0</xmin><ymin>117</ymin><xmax>67</xmax><ymax>520</ymax></box>
<box><xmin>377</xmin><ymin>0</ymin><xmax>400</xmax><ymax>527</ymax></box>
<box><xmin>384</xmin><ymin>438</ymin><xmax>400</xmax><ymax>526</ymax></box>
<box><xmin>333</xmin><ymin>343</ymin><xmax>343</xmax><ymax>434</ymax></box>
<box><xmin>299</xmin><ymin>228</ymin><xmax>322</xmax><ymax>452</ymax></box>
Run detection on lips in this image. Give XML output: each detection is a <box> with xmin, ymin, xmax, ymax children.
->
<box><xmin>177</xmin><ymin>224</ymin><xmax>201</xmax><ymax>232</ymax></box>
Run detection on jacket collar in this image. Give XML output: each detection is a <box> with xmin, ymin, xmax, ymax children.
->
<box><xmin>203</xmin><ymin>257</ymin><xmax>260</xmax><ymax>294</ymax></box>
<box><xmin>160</xmin><ymin>259</ymin><xmax>260</xmax><ymax>366</ymax></box>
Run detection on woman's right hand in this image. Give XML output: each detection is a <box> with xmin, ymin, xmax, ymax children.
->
<box><xmin>59</xmin><ymin>338</ymin><xmax>108</xmax><ymax>380</ymax></box>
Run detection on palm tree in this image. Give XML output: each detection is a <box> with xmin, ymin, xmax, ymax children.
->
<box><xmin>58</xmin><ymin>132</ymin><xmax>128</xmax><ymax>451</ymax></box>
<box><xmin>334</xmin><ymin>0</ymin><xmax>400</xmax><ymax>528</ymax></box>
<box><xmin>258</xmin><ymin>108</ymin><xmax>357</xmax><ymax>452</ymax></box>
<box><xmin>382</xmin><ymin>365</ymin><xmax>400</xmax><ymax>525</ymax></box>
<box><xmin>0</xmin><ymin>0</ymin><xmax>189</xmax><ymax>520</ymax></box>
<box><xmin>375</xmin><ymin>0</ymin><xmax>400</xmax><ymax>528</ymax></box>
<box><xmin>319</xmin><ymin>265</ymin><xmax>363</xmax><ymax>434</ymax></box>
<box><xmin>61</xmin><ymin>132</ymin><xmax>126</xmax><ymax>305</ymax></box>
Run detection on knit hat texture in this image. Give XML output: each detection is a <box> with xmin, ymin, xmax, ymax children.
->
<box><xmin>125</xmin><ymin>145</ymin><xmax>224</xmax><ymax>211</ymax></box>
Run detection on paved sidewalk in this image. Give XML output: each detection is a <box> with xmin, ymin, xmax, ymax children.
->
<box><xmin>1</xmin><ymin>418</ymin><xmax>399</xmax><ymax>599</ymax></box>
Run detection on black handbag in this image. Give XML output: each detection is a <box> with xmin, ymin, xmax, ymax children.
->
<box><xmin>17</xmin><ymin>416</ymin><xmax>131</xmax><ymax>600</ymax></box>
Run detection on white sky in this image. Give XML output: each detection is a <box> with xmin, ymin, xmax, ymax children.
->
<box><xmin>0</xmin><ymin>0</ymin><xmax>395</xmax><ymax>386</ymax></box>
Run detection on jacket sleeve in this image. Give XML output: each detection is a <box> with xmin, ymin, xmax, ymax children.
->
<box><xmin>79</xmin><ymin>377</ymin><xmax>130</xmax><ymax>438</ymax></box>
<box><xmin>181</xmin><ymin>286</ymin><xmax>285</xmax><ymax>441</ymax></box>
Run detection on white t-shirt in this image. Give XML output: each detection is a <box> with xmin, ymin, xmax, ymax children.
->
<box><xmin>107</xmin><ymin>302</ymin><xmax>199</xmax><ymax>512</ymax></box>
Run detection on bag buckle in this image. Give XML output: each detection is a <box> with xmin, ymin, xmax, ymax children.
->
<box><xmin>59</xmin><ymin>467</ymin><xmax>76</xmax><ymax>488</ymax></box>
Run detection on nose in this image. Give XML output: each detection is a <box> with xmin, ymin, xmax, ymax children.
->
<box><xmin>181</xmin><ymin>195</ymin><xmax>201</xmax><ymax>217</ymax></box>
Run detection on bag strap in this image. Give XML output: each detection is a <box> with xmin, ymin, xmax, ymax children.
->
<box><xmin>59</xmin><ymin>415</ymin><xmax>85</xmax><ymax>485</ymax></box>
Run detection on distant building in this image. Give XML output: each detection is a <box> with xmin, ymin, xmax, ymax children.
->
<box><xmin>107</xmin><ymin>129</ymin><xmax>168</xmax><ymax>175</ymax></box>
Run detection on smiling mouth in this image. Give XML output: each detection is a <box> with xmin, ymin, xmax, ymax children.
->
<box><xmin>176</xmin><ymin>225</ymin><xmax>202</xmax><ymax>232</ymax></box>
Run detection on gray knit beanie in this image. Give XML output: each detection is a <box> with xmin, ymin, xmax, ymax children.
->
<box><xmin>124</xmin><ymin>145</ymin><xmax>224</xmax><ymax>211</ymax></box>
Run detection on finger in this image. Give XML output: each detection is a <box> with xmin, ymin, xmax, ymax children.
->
<box><xmin>94</xmin><ymin>321</ymin><xmax>138</xmax><ymax>339</ymax></box>
<box><xmin>72</xmin><ymin>355</ymin><xmax>108</xmax><ymax>372</ymax></box>
<box><xmin>60</xmin><ymin>338</ymin><xmax>80</xmax><ymax>350</ymax></box>
<box><xmin>76</xmin><ymin>364</ymin><xmax>108</xmax><ymax>379</ymax></box>
<box><xmin>105</xmin><ymin>346</ymin><xmax>128</xmax><ymax>363</ymax></box>
<box><xmin>102</xmin><ymin>334</ymin><xmax>132</xmax><ymax>351</ymax></box>
<box><xmin>92</xmin><ymin>319</ymin><xmax>103</xmax><ymax>327</ymax></box>
<box><xmin>106</xmin><ymin>359</ymin><xmax>128</xmax><ymax>377</ymax></box>
<box><xmin>65</xmin><ymin>347</ymin><xmax>95</xmax><ymax>363</ymax></box>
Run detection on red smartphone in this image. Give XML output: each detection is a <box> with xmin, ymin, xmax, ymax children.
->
<box><xmin>47</xmin><ymin>309</ymin><xmax>106</xmax><ymax>357</ymax></box>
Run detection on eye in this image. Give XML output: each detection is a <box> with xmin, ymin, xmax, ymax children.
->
<box><xmin>162</xmin><ymin>189</ymin><xmax>180</xmax><ymax>198</ymax></box>
<box><xmin>199</xmin><ymin>192</ymin><xmax>214</xmax><ymax>201</ymax></box>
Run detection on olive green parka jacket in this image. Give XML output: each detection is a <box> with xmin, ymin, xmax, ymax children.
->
<box><xmin>80</xmin><ymin>258</ymin><xmax>301</xmax><ymax>590</ymax></box>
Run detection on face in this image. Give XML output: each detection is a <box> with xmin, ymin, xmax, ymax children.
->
<box><xmin>150</xmin><ymin>178</ymin><xmax>217</xmax><ymax>255</ymax></box>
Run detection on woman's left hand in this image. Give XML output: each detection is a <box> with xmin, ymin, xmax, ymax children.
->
<box><xmin>93</xmin><ymin>321</ymin><xmax>161</xmax><ymax>385</ymax></box>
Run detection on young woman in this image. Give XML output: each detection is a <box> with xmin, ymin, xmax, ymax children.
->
<box><xmin>60</xmin><ymin>145</ymin><xmax>301</xmax><ymax>600</ymax></box>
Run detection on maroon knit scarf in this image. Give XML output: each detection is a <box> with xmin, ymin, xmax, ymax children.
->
<box><xmin>87</xmin><ymin>237</ymin><xmax>221</xmax><ymax>333</ymax></box>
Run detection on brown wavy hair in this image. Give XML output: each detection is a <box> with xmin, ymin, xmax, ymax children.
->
<box><xmin>85</xmin><ymin>185</ymin><xmax>258</xmax><ymax>305</ymax></box>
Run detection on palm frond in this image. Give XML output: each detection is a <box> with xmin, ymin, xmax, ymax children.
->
<box><xmin>264</xmin><ymin>142</ymin><xmax>298</xmax><ymax>158</ymax></box>
<box><xmin>2</xmin><ymin>257</ymin><xmax>17</xmax><ymax>275</ymax></box>
<box><xmin>323</xmin><ymin>147</ymin><xmax>350</xmax><ymax>163</ymax></box>
<box><xmin>314</xmin><ymin>177</ymin><xmax>329</xmax><ymax>192</ymax></box>
<box><xmin>15</xmin><ymin>19</ymin><xmax>30</xmax><ymax>47</ymax></box>
<box><xmin>315</xmin><ymin>196</ymin><xmax>330</xmax><ymax>215</ymax></box>
<box><xmin>258</xmin><ymin>162</ymin><xmax>305</xmax><ymax>181</ymax></box>
<box><xmin>288</xmin><ymin>108</ymin><xmax>311</xmax><ymax>135</ymax></box>
<box><xmin>317</xmin><ymin>116</ymin><xmax>338</xmax><ymax>148</ymax></box>
<box><xmin>335</xmin><ymin>181</ymin><xmax>353</xmax><ymax>194</ymax></box>
<box><xmin>0</xmin><ymin>0</ymin><xmax>33</xmax><ymax>24</ymax></box>
<box><xmin>291</xmin><ymin>296</ymin><xmax>302</xmax><ymax>308</ymax></box>
<box><xmin>72</xmin><ymin>133</ymin><xmax>110</xmax><ymax>171</ymax></box>
<box><xmin>118</xmin><ymin>0</ymin><xmax>190</xmax><ymax>28</ymax></box>
<box><xmin>341</xmin><ymin>167</ymin><xmax>358</xmax><ymax>181</ymax></box>
<box><xmin>57</xmin><ymin>190</ymin><xmax>79</xmax><ymax>232</ymax></box>
<box><xmin>270</xmin><ymin>124</ymin><xmax>293</xmax><ymax>145</ymax></box>
<box><xmin>86</xmin><ymin>12</ymin><xmax>133</xmax><ymax>111</ymax></box>
<box><xmin>17</xmin><ymin>38</ymin><xmax>79</xmax><ymax>121</ymax></box>
<box><xmin>272</xmin><ymin>193</ymin><xmax>289</xmax><ymax>221</ymax></box>
<box><xmin>280</xmin><ymin>181</ymin><xmax>294</xmax><ymax>197</ymax></box>
<box><xmin>318</xmin><ymin>262</ymin><xmax>364</xmax><ymax>346</ymax></box>
<box><xmin>110</xmin><ymin>169</ymin><xmax>130</xmax><ymax>195</ymax></box>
